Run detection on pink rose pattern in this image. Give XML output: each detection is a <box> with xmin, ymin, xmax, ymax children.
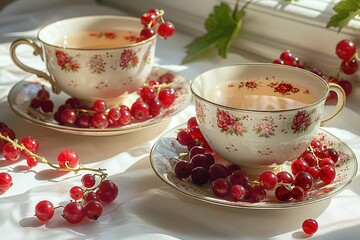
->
<box><xmin>212</xmin><ymin>108</ymin><xmax>317</xmax><ymax>138</ymax></box>
<box><xmin>119</xmin><ymin>49</ymin><xmax>139</xmax><ymax>70</ymax></box>
<box><xmin>217</xmin><ymin>109</ymin><xmax>247</xmax><ymax>136</ymax></box>
<box><xmin>253</xmin><ymin>116</ymin><xmax>277</xmax><ymax>138</ymax></box>
<box><xmin>55</xmin><ymin>50</ymin><xmax>80</xmax><ymax>72</ymax></box>
<box><xmin>88</xmin><ymin>54</ymin><xmax>106</xmax><ymax>74</ymax></box>
<box><xmin>291</xmin><ymin>110</ymin><xmax>313</xmax><ymax>134</ymax></box>
<box><xmin>54</xmin><ymin>39</ymin><xmax>147</xmax><ymax>74</ymax></box>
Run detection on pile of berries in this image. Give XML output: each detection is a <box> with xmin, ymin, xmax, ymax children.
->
<box><xmin>174</xmin><ymin>117</ymin><xmax>339</xmax><ymax>203</ymax></box>
<box><xmin>273</xmin><ymin>39</ymin><xmax>357</xmax><ymax>104</ymax></box>
<box><xmin>30</xmin><ymin>73</ymin><xmax>177</xmax><ymax>129</ymax></box>
<box><xmin>140</xmin><ymin>9</ymin><xmax>175</xmax><ymax>40</ymax></box>
<box><xmin>173</xmin><ymin>117</ymin><xmax>338</xmax><ymax>235</ymax></box>
<box><xmin>0</xmin><ymin>121</ymin><xmax>118</xmax><ymax>224</ymax></box>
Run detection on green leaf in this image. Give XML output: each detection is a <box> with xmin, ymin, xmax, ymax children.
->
<box><xmin>182</xmin><ymin>2</ymin><xmax>245</xmax><ymax>64</ymax></box>
<box><xmin>326</xmin><ymin>0</ymin><xmax>360</xmax><ymax>32</ymax></box>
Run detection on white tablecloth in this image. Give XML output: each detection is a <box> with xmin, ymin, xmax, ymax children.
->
<box><xmin>0</xmin><ymin>1</ymin><xmax>360</xmax><ymax>239</ymax></box>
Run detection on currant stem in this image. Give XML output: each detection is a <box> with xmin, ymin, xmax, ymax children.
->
<box><xmin>0</xmin><ymin>133</ymin><xmax>107</xmax><ymax>178</ymax></box>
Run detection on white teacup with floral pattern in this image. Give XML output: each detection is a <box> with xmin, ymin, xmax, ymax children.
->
<box><xmin>191</xmin><ymin>64</ymin><xmax>345</xmax><ymax>173</ymax></box>
<box><xmin>10</xmin><ymin>15</ymin><xmax>156</xmax><ymax>106</ymax></box>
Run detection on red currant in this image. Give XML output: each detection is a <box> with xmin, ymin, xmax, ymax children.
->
<box><xmin>35</xmin><ymin>200</ymin><xmax>54</xmax><ymax>221</ymax></box>
<box><xmin>97</xmin><ymin>180</ymin><xmax>118</xmax><ymax>203</ymax></box>
<box><xmin>84</xmin><ymin>200</ymin><xmax>103</xmax><ymax>220</ymax></box>
<box><xmin>92</xmin><ymin>99</ymin><xmax>107</xmax><ymax>113</ymax></box>
<box><xmin>70</xmin><ymin>186</ymin><xmax>84</xmax><ymax>200</ymax></box>
<box><xmin>190</xmin><ymin>166</ymin><xmax>209</xmax><ymax>185</ymax></box>
<box><xmin>157</xmin><ymin>21</ymin><xmax>175</xmax><ymax>38</ymax></box>
<box><xmin>259</xmin><ymin>171</ymin><xmax>278</xmax><ymax>190</ymax></box>
<box><xmin>81</xmin><ymin>174</ymin><xmax>96</xmax><ymax>188</ymax></box>
<box><xmin>174</xmin><ymin>160</ymin><xmax>192</xmax><ymax>179</ymax></box>
<box><xmin>91</xmin><ymin>112</ymin><xmax>109</xmax><ymax>129</ymax></box>
<box><xmin>335</xmin><ymin>39</ymin><xmax>356</xmax><ymax>61</ymax></box>
<box><xmin>27</xmin><ymin>156</ymin><xmax>38</xmax><ymax>168</ymax></box>
<box><xmin>62</xmin><ymin>201</ymin><xmax>85</xmax><ymax>224</ymax></box>
<box><xmin>0</xmin><ymin>172</ymin><xmax>12</xmax><ymax>192</ymax></box>
<box><xmin>60</xmin><ymin>108</ymin><xmax>77</xmax><ymax>125</ymax></box>
<box><xmin>275</xmin><ymin>185</ymin><xmax>291</xmax><ymax>202</ymax></box>
<box><xmin>230</xmin><ymin>184</ymin><xmax>246</xmax><ymax>201</ymax></box>
<box><xmin>318</xmin><ymin>165</ymin><xmax>336</xmax><ymax>183</ymax></box>
<box><xmin>20</xmin><ymin>136</ymin><xmax>39</xmax><ymax>156</ymax></box>
<box><xmin>294</xmin><ymin>171</ymin><xmax>314</xmax><ymax>192</ymax></box>
<box><xmin>341</xmin><ymin>59</ymin><xmax>358</xmax><ymax>75</ymax></box>
<box><xmin>158</xmin><ymin>87</ymin><xmax>176</xmax><ymax>107</ymax></box>
<box><xmin>2</xmin><ymin>142</ymin><xmax>21</xmax><ymax>162</ymax></box>
<box><xmin>212</xmin><ymin>178</ymin><xmax>231</xmax><ymax>197</ymax></box>
<box><xmin>208</xmin><ymin>163</ymin><xmax>227</xmax><ymax>182</ymax></box>
<box><xmin>131</xmin><ymin>100</ymin><xmax>150</xmax><ymax>121</ymax></box>
<box><xmin>57</xmin><ymin>149</ymin><xmax>79</xmax><ymax>168</ymax></box>
<box><xmin>302</xmin><ymin>218</ymin><xmax>318</xmax><ymax>235</ymax></box>
<box><xmin>291</xmin><ymin>186</ymin><xmax>305</xmax><ymax>200</ymax></box>
<box><xmin>140</xmin><ymin>27</ymin><xmax>156</xmax><ymax>40</ymax></box>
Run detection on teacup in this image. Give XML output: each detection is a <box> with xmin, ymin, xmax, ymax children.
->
<box><xmin>10</xmin><ymin>15</ymin><xmax>156</xmax><ymax>106</ymax></box>
<box><xmin>191</xmin><ymin>64</ymin><xmax>345</xmax><ymax>173</ymax></box>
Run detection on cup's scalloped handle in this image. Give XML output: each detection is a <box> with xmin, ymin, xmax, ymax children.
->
<box><xmin>10</xmin><ymin>38</ymin><xmax>61</xmax><ymax>94</ymax></box>
<box><xmin>320</xmin><ymin>83</ymin><xmax>346</xmax><ymax>126</ymax></box>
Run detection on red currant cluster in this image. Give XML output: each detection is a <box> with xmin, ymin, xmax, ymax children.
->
<box><xmin>30</xmin><ymin>76</ymin><xmax>177</xmax><ymax>129</ymax></box>
<box><xmin>140</xmin><ymin>9</ymin><xmax>175</xmax><ymax>40</ymax></box>
<box><xmin>273</xmin><ymin>39</ymin><xmax>357</xmax><ymax>104</ymax></box>
<box><xmin>174</xmin><ymin>117</ymin><xmax>339</xmax><ymax>203</ymax></box>
<box><xmin>30</xmin><ymin>85</ymin><xmax>55</xmax><ymax>113</ymax></box>
<box><xmin>0</xmin><ymin>121</ymin><xmax>118</xmax><ymax>224</ymax></box>
<box><xmin>35</xmin><ymin>176</ymin><xmax>118</xmax><ymax>224</ymax></box>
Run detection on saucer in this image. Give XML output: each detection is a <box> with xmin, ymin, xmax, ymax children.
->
<box><xmin>149</xmin><ymin>123</ymin><xmax>358</xmax><ymax>209</ymax></box>
<box><xmin>8</xmin><ymin>67</ymin><xmax>192</xmax><ymax>136</ymax></box>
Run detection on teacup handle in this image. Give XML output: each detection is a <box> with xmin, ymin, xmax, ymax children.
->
<box><xmin>320</xmin><ymin>82</ymin><xmax>346</xmax><ymax>126</ymax></box>
<box><xmin>10</xmin><ymin>38</ymin><xmax>61</xmax><ymax>94</ymax></box>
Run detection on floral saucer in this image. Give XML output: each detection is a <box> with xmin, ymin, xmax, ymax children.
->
<box><xmin>149</xmin><ymin>123</ymin><xmax>358</xmax><ymax>209</ymax></box>
<box><xmin>8</xmin><ymin>68</ymin><xmax>192</xmax><ymax>136</ymax></box>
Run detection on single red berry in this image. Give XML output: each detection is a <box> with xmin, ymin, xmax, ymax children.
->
<box><xmin>40</xmin><ymin>99</ymin><xmax>54</xmax><ymax>113</ymax></box>
<box><xmin>158</xmin><ymin>87</ymin><xmax>176</xmax><ymax>107</ymax></box>
<box><xmin>148</xmin><ymin>99</ymin><xmax>162</xmax><ymax>117</ymax></box>
<box><xmin>92</xmin><ymin>99</ymin><xmax>107</xmax><ymax>113</ymax></box>
<box><xmin>91</xmin><ymin>112</ymin><xmax>109</xmax><ymax>129</ymax></box>
<box><xmin>157</xmin><ymin>21</ymin><xmax>175</xmax><ymax>38</ymax></box>
<box><xmin>341</xmin><ymin>59</ymin><xmax>358</xmax><ymax>75</ymax></box>
<box><xmin>57</xmin><ymin>149</ymin><xmax>79</xmax><ymax>168</ymax></box>
<box><xmin>131</xmin><ymin>100</ymin><xmax>150</xmax><ymax>121</ymax></box>
<box><xmin>0</xmin><ymin>172</ymin><xmax>12</xmax><ymax>192</ymax></box>
<box><xmin>35</xmin><ymin>200</ymin><xmax>54</xmax><ymax>221</ymax></box>
<box><xmin>97</xmin><ymin>180</ymin><xmax>118</xmax><ymax>203</ymax></box>
<box><xmin>140</xmin><ymin>27</ymin><xmax>156</xmax><ymax>40</ymax></box>
<box><xmin>336</xmin><ymin>39</ymin><xmax>356</xmax><ymax>61</ymax></box>
<box><xmin>302</xmin><ymin>218</ymin><xmax>318</xmax><ymax>235</ymax></box>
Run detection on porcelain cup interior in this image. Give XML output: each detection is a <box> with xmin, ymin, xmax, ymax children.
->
<box><xmin>191</xmin><ymin>64</ymin><xmax>345</xmax><ymax>173</ymax></box>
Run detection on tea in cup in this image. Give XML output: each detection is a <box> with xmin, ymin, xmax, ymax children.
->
<box><xmin>191</xmin><ymin>64</ymin><xmax>345</xmax><ymax>173</ymax></box>
<box><xmin>10</xmin><ymin>15</ymin><xmax>156</xmax><ymax>106</ymax></box>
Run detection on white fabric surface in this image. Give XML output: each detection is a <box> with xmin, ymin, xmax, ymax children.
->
<box><xmin>0</xmin><ymin>1</ymin><xmax>360</xmax><ymax>240</ymax></box>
